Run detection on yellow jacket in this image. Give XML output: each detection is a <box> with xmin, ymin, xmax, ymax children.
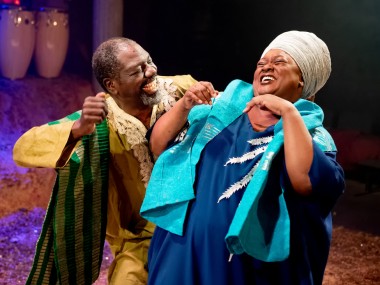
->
<box><xmin>13</xmin><ymin>75</ymin><xmax>197</xmax><ymax>285</ymax></box>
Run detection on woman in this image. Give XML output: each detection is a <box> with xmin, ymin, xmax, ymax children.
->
<box><xmin>141</xmin><ymin>31</ymin><xmax>345</xmax><ymax>285</ymax></box>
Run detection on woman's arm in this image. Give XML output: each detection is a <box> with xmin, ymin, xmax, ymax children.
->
<box><xmin>150</xmin><ymin>81</ymin><xmax>217</xmax><ymax>156</ymax></box>
<box><xmin>244</xmin><ymin>94</ymin><xmax>313</xmax><ymax>195</ymax></box>
<box><xmin>281</xmin><ymin>103</ymin><xmax>313</xmax><ymax>194</ymax></box>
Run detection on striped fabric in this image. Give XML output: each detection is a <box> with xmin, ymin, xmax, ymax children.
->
<box><xmin>26</xmin><ymin>112</ymin><xmax>109</xmax><ymax>285</ymax></box>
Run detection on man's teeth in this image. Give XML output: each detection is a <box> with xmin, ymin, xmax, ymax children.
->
<box><xmin>142</xmin><ymin>79</ymin><xmax>158</xmax><ymax>95</ymax></box>
<box><xmin>261</xmin><ymin>76</ymin><xmax>274</xmax><ymax>83</ymax></box>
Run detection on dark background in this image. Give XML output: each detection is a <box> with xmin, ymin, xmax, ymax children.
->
<box><xmin>1</xmin><ymin>3</ymin><xmax>380</xmax><ymax>284</ymax></box>
<box><xmin>13</xmin><ymin>0</ymin><xmax>380</xmax><ymax>135</ymax></box>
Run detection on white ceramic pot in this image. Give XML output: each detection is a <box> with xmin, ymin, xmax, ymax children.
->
<box><xmin>34</xmin><ymin>8</ymin><xmax>69</xmax><ymax>78</ymax></box>
<box><xmin>0</xmin><ymin>6</ymin><xmax>35</xmax><ymax>80</ymax></box>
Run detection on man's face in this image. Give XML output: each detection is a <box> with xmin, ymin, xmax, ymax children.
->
<box><xmin>253</xmin><ymin>49</ymin><xmax>303</xmax><ymax>102</ymax></box>
<box><xmin>113</xmin><ymin>43</ymin><xmax>160</xmax><ymax>106</ymax></box>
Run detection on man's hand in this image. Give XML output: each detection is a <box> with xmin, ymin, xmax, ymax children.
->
<box><xmin>71</xmin><ymin>93</ymin><xmax>108</xmax><ymax>139</ymax></box>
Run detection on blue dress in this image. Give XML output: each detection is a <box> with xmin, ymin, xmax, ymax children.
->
<box><xmin>147</xmin><ymin>113</ymin><xmax>344</xmax><ymax>285</ymax></box>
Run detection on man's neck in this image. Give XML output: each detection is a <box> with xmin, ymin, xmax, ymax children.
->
<box><xmin>132</xmin><ymin>107</ymin><xmax>153</xmax><ymax>129</ymax></box>
<box><xmin>113</xmin><ymin>97</ymin><xmax>153</xmax><ymax>128</ymax></box>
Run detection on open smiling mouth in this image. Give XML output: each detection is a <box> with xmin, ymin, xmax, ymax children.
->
<box><xmin>261</xmin><ymin>76</ymin><xmax>275</xmax><ymax>84</ymax></box>
<box><xmin>142</xmin><ymin>78</ymin><xmax>158</xmax><ymax>95</ymax></box>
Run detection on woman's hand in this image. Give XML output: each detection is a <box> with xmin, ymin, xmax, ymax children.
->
<box><xmin>181</xmin><ymin>81</ymin><xmax>218</xmax><ymax>110</ymax></box>
<box><xmin>243</xmin><ymin>94</ymin><xmax>294</xmax><ymax>117</ymax></box>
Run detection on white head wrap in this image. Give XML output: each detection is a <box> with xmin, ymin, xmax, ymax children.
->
<box><xmin>261</xmin><ymin>30</ymin><xmax>331</xmax><ymax>99</ymax></box>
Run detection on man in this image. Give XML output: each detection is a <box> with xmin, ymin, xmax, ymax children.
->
<box><xmin>13</xmin><ymin>37</ymin><xmax>216</xmax><ymax>284</ymax></box>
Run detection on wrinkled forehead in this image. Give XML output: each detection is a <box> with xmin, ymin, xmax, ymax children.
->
<box><xmin>117</xmin><ymin>42</ymin><xmax>149</xmax><ymax>58</ymax></box>
<box><xmin>261</xmin><ymin>48</ymin><xmax>293</xmax><ymax>60</ymax></box>
<box><xmin>117</xmin><ymin>43</ymin><xmax>149</xmax><ymax>69</ymax></box>
<box><xmin>260</xmin><ymin>48</ymin><xmax>301</xmax><ymax>70</ymax></box>
<box><xmin>118</xmin><ymin>42</ymin><xmax>146</xmax><ymax>55</ymax></box>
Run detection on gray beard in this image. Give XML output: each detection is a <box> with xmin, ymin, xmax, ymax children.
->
<box><xmin>140</xmin><ymin>88</ymin><xmax>164</xmax><ymax>106</ymax></box>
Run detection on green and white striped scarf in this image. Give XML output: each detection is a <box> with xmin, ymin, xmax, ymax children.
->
<box><xmin>26</xmin><ymin>111</ymin><xmax>109</xmax><ymax>285</ymax></box>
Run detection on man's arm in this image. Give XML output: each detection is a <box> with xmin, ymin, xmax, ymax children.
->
<box><xmin>13</xmin><ymin>121</ymin><xmax>77</xmax><ymax>168</ymax></box>
<box><xmin>13</xmin><ymin>93</ymin><xmax>108</xmax><ymax>168</ymax></box>
<box><xmin>159</xmin><ymin>74</ymin><xmax>198</xmax><ymax>99</ymax></box>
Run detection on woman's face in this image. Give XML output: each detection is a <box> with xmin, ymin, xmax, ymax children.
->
<box><xmin>253</xmin><ymin>49</ymin><xmax>303</xmax><ymax>102</ymax></box>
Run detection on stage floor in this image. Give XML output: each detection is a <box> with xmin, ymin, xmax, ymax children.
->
<box><xmin>0</xmin><ymin>74</ymin><xmax>379</xmax><ymax>285</ymax></box>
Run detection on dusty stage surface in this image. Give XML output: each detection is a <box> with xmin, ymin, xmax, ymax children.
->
<box><xmin>1</xmin><ymin>74</ymin><xmax>380</xmax><ymax>284</ymax></box>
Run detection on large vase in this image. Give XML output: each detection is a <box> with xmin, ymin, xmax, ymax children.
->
<box><xmin>34</xmin><ymin>7</ymin><xmax>69</xmax><ymax>78</ymax></box>
<box><xmin>0</xmin><ymin>5</ymin><xmax>35</xmax><ymax>80</ymax></box>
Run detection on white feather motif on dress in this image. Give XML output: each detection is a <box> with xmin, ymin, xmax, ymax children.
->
<box><xmin>217</xmin><ymin>162</ymin><xmax>259</xmax><ymax>203</ymax></box>
<box><xmin>248</xmin><ymin>135</ymin><xmax>273</xmax><ymax>146</ymax></box>
<box><xmin>224</xmin><ymin>146</ymin><xmax>267</xmax><ymax>166</ymax></box>
<box><xmin>218</xmin><ymin>135</ymin><xmax>273</xmax><ymax>202</ymax></box>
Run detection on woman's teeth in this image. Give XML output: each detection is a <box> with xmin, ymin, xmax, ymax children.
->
<box><xmin>261</xmin><ymin>76</ymin><xmax>274</xmax><ymax>83</ymax></box>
